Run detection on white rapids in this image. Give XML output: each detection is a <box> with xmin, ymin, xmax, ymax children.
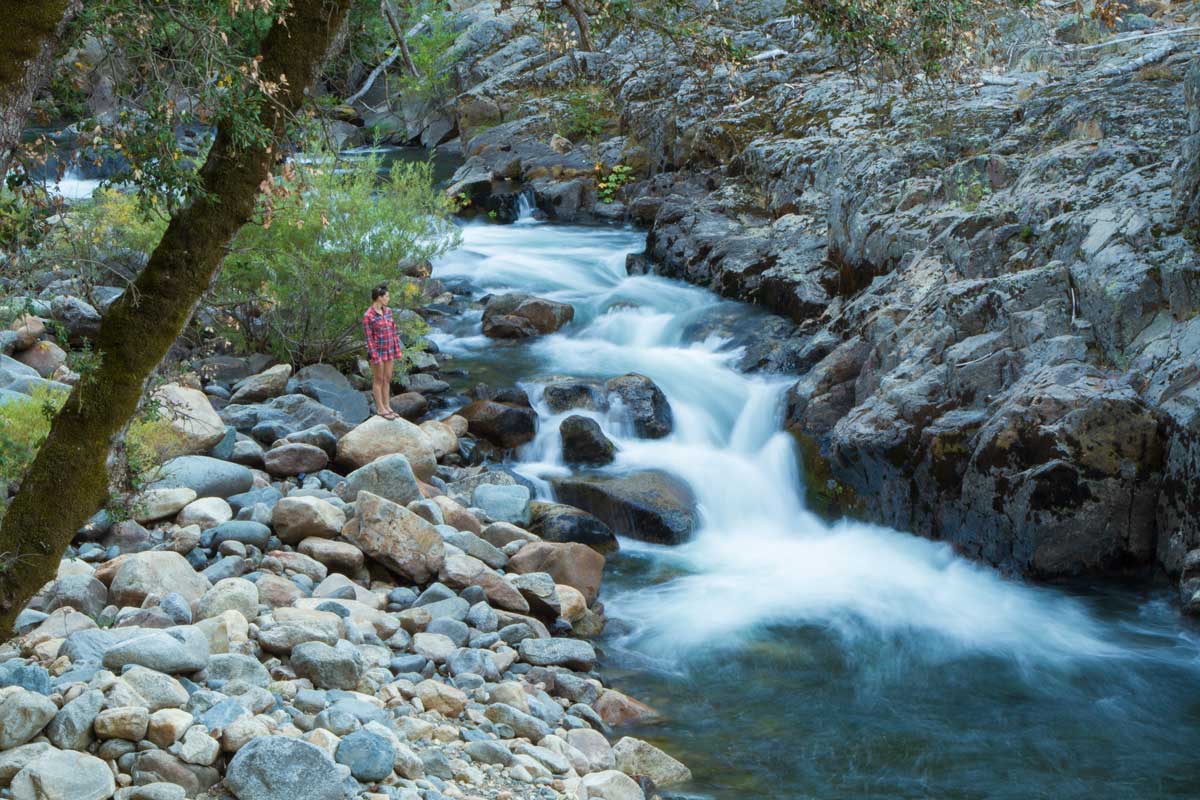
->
<box><xmin>429</xmin><ymin>212</ymin><xmax>1149</xmax><ymax>671</ymax></box>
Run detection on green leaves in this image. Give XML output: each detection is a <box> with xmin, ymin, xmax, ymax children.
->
<box><xmin>215</xmin><ymin>145</ymin><xmax>460</xmax><ymax>365</ymax></box>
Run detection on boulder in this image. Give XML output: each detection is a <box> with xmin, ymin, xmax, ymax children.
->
<box><xmin>147</xmin><ymin>456</ymin><xmax>254</xmax><ymax>499</ymax></box>
<box><xmin>230</xmin><ymin>364</ymin><xmax>292</xmax><ymax>404</ymax></box>
<box><xmin>552</xmin><ymin>471</ymin><xmax>697</xmax><ymax>544</ymax></box>
<box><xmin>291</xmin><ymin>641</ymin><xmax>363</xmax><ymax>691</ymax></box>
<box><xmin>508</xmin><ymin>541</ymin><xmax>605</xmax><ymax>605</ymax></box>
<box><xmin>481</xmin><ymin>293</ymin><xmax>575</xmax><ymax>338</ymax></box>
<box><xmin>292</xmin><ymin>364</ymin><xmax>369</xmax><ymax>425</ymax></box>
<box><xmin>225</xmin><ymin>737</ymin><xmax>349</xmax><ymax>800</ymax></box>
<box><xmin>334</xmin><ymin>728</ymin><xmax>395</xmax><ymax>782</ymax></box>
<box><xmin>336</xmin><ymin>416</ymin><xmax>437</xmax><ymax>479</ymax></box>
<box><xmin>605</xmin><ymin>374</ymin><xmax>672</xmax><ymax>438</ymax></box>
<box><xmin>263</xmin><ymin>443</ymin><xmax>329</xmax><ymax>476</ymax></box>
<box><xmin>439</xmin><ymin>552</ymin><xmax>529</xmax><ymax>613</ymax></box>
<box><xmin>16</xmin><ymin>341</ymin><xmax>66</xmax><ymax>378</ymax></box>
<box><xmin>518</xmin><ymin>637</ymin><xmax>596</xmax><ymax>670</ymax></box>
<box><xmin>419</xmin><ymin>420</ymin><xmax>458</xmax><ymax>459</ymax></box>
<box><xmin>341</xmin><ymin>491</ymin><xmax>444</xmax><ymax>584</ymax></box>
<box><xmin>101</xmin><ymin>628</ymin><xmax>210</xmax><ymax>674</ymax></box>
<box><xmin>151</xmin><ymin>384</ymin><xmax>227</xmax><ymax>456</ymax></box>
<box><xmin>455</xmin><ymin>400</ymin><xmax>537</xmax><ymax>449</ymax></box>
<box><xmin>344</xmin><ymin>454</ymin><xmax>422</xmax><ymax>506</ymax></box>
<box><xmin>272</xmin><ymin>496</ymin><xmax>346</xmax><ymax>543</ymax></box>
<box><xmin>579</xmin><ymin>770</ymin><xmax>645</xmax><ymax>800</ymax></box>
<box><xmin>299</xmin><ymin>538</ymin><xmax>365</xmax><ymax>574</ymax></box>
<box><xmin>472</xmin><ymin>483</ymin><xmax>531</xmax><ymax>525</ymax></box>
<box><xmin>529</xmin><ymin>501</ymin><xmax>618</xmax><ymax>553</ymax></box>
<box><xmin>560</xmin><ymin>415</ymin><xmax>617</xmax><ymax>465</ymax></box>
<box><xmin>10</xmin><ymin>751</ymin><xmax>115</xmax><ymax>800</ymax></box>
<box><xmin>612</xmin><ymin>737</ymin><xmax>692</xmax><ymax>786</ymax></box>
<box><xmin>133</xmin><ymin>488</ymin><xmax>197</xmax><ymax>523</ymax></box>
<box><xmin>176</xmin><ymin>497</ymin><xmax>233</xmax><ymax>530</ymax></box>
<box><xmin>0</xmin><ymin>687</ymin><xmax>57</xmax><ymax>749</ymax></box>
<box><xmin>110</xmin><ymin>552</ymin><xmax>212</xmax><ymax>607</ymax></box>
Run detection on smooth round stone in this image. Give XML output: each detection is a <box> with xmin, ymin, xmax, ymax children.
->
<box><xmin>147</xmin><ymin>456</ymin><xmax>254</xmax><ymax>499</ymax></box>
<box><xmin>226</xmin><ymin>736</ymin><xmax>349</xmax><ymax>800</ymax></box>
<box><xmin>334</xmin><ymin>728</ymin><xmax>395</xmax><ymax>782</ymax></box>
<box><xmin>209</xmin><ymin>521</ymin><xmax>272</xmax><ymax>551</ymax></box>
<box><xmin>159</xmin><ymin>593</ymin><xmax>193</xmax><ymax>625</ymax></box>
<box><xmin>10</xmin><ymin>750</ymin><xmax>115</xmax><ymax>800</ymax></box>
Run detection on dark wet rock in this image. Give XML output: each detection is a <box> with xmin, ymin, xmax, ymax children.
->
<box><xmin>605</xmin><ymin>374</ymin><xmax>672</xmax><ymax>439</ymax></box>
<box><xmin>559</xmin><ymin>415</ymin><xmax>617</xmax><ymax>466</ymax></box>
<box><xmin>482</xmin><ymin>293</ymin><xmax>575</xmax><ymax>338</ymax></box>
<box><xmin>529</xmin><ymin>501</ymin><xmax>619</xmax><ymax>553</ymax></box>
<box><xmin>553</xmin><ymin>470</ymin><xmax>697</xmax><ymax>544</ymax></box>
<box><xmin>456</xmin><ymin>400</ymin><xmax>538</xmax><ymax>449</ymax></box>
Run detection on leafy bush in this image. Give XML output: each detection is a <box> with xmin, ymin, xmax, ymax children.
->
<box><xmin>554</xmin><ymin>86</ymin><xmax>615</xmax><ymax>142</ymax></box>
<box><xmin>124</xmin><ymin>413</ymin><xmax>193</xmax><ymax>472</ymax></box>
<box><xmin>0</xmin><ymin>386</ymin><xmax>67</xmax><ymax>487</ymax></box>
<box><xmin>215</xmin><ymin>148</ymin><xmax>459</xmax><ymax>366</ymax></box>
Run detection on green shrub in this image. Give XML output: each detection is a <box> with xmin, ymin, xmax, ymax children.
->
<box><xmin>0</xmin><ymin>386</ymin><xmax>67</xmax><ymax>486</ymax></box>
<box><xmin>554</xmin><ymin>87</ymin><xmax>615</xmax><ymax>142</ymax></box>
<box><xmin>215</xmin><ymin>148</ymin><xmax>459</xmax><ymax>366</ymax></box>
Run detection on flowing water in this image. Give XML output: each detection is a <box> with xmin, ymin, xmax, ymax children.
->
<box><xmin>431</xmin><ymin>211</ymin><xmax>1200</xmax><ymax>799</ymax></box>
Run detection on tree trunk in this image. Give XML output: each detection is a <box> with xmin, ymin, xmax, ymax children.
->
<box><xmin>0</xmin><ymin>0</ymin><xmax>81</xmax><ymax>174</ymax></box>
<box><xmin>0</xmin><ymin>0</ymin><xmax>353</xmax><ymax>635</ymax></box>
<box><xmin>561</xmin><ymin>0</ymin><xmax>595</xmax><ymax>52</ymax></box>
<box><xmin>382</xmin><ymin>0</ymin><xmax>421</xmax><ymax>78</ymax></box>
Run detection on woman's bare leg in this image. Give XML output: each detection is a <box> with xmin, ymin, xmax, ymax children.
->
<box><xmin>371</xmin><ymin>363</ymin><xmax>387</xmax><ymax>417</ymax></box>
<box><xmin>381</xmin><ymin>360</ymin><xmax>395</xmax><ymax>413</ymax></box>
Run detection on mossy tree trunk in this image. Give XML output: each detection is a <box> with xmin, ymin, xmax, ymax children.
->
<box><xmin>0</xmin><ymin>0</ymin><xmax>81</xmax><ymax>173</ymax></box>
<box><xmin>0</xmin><ymin>0</ymin><xmax>353</xmax><ymax>635</ymax></box>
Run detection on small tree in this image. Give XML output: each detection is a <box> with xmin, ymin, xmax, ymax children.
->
<box><xmin>216</xmin><ymin>148</ymin><xmax>460</xmax><ymax>365</ymax></box>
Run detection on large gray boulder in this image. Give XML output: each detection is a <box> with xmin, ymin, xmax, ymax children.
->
<box><xmin>291</xmin><ymin>364</ymin><xmax>369</xmax><ymax>425</ymax></box>
<box><xmin>226</xmin><ymin>737</ymin><xmax>350</xmax><ymax>800</ymax></box>
<box><xmin>146</xmin><ymin>456</ymin><xmax>254</xmax><ymax>499</ymax></box>
<box><xmin>344</xmin><ymin>454</ymin><xmax>422</xmax><ymax>506</ymax></box>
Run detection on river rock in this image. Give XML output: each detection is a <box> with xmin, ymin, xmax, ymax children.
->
<box><xmin>47</xmin><ymin>689</ymin><xmax>103</xmax><ymax>750</ymax></box>
<box><xmin>560</xmin><ymin>415</ymin><xmax>617</xmax><ymax>465</ymax></box>
<box><xmin>120</xmin><ymin>666</ymin><xmax>188</xmax><ymax>711</ymax></box>
<box><xmin>299</xmin><ymin>538</ymin><xmax>365</xmax><ymax>574</ymax></box>
<box><xmin>527</xmin><ymin>501</ymin><xmax>618</xmax><ymax>553</ymax></box>
<box><xmin>439</xmin><ymin>552</ymin><xmax>529</xmax><ymax>613</ymax></box>
<box><xmin>579</xmin><ymin>770</ymin><xmax>645</xmax><ymax>800</ymax></box>
<box><xmin>176</xmin><ymin>497</ymin><xmax>233</xmax><ymax>530</ymax></box>
<box><xmin>226</xmin><ymin>737</ymin><xmax>350</xmax><ymax>800</ymax></box>
<box><xmin>509</xmin><ymin>541</ymin><xmax>605</xmax><ymax>605</ymax></box>
<box><xmin>147</xmin><ymin>456</ymin><xmax>254</xmax><ymax>499</ymax></box>
<box><xmin>342</xmin><ymin>491</ymin><xmax>444</xmax><ymax>584</ymax></box>
<box><xmin>10</xmin><ymin>751</ymin><xmax>115</xmax><ymax>800</ymax></box>
<box><xmin>291</xmin><ymin>641</ymin><xmax>363</xmax><ymax>690</ymax></box>
<box><xmin>484</xmin><ymin>703</ymin><xmax>551</xmax><ymax>741</ymax></box>
<box><xmin>196</xmin><ymin>578</ymin><xmax>259</xmax><ymax>622</ymax></box>
<box><xmin>16</xmin><ymin>340</ymin><xmax>66</xmax><ymax>377</ymax></box>
<box><xmin>42</xmin><ymin>573</ymin><xmax>108</xmax><ymax>618</ymax></box>
<box><xmin>110</xmin><ymin>551</ymin><xmax>212</xmax><ymax>607</ymax></box>
<box><xmin>605</xmin><ymin>374</ymin><xmax>672</xmax><ymax>439</ymax></box>
<box><xmin>230</xmin><ymin>364</ymin><xmax>292</xmax><ymax>404</ymax></box>
<box><xmin>272</xmin><ymin>496</ymin><xmax>346</xmax><ymax>543</ymax></box>
<box><xmin>482</xmin><ymin>293</ymin><xmax>575</xmax><ymax>338</ymax></box>
<box><xmin>456</xmin><ymin>400</ymin><xmax>537</xmax><ymax>448</ymax></box>
<box><xmin>101</xmin><ymin>628</ymin><xmax>210</xmax><ymax>674</ymax></box>
<box><xmin>152</xmin><ymin>384</ymin><xmax>227</xmax><ymax>456</ymax></box>
<box><xmin>518</xmin><ymin>637</ymin><xmax>596</xmax><ymax>670</ymax></box>
<box><xmin>472</xmin><ymin>483</ymin><xmax>531</xmax><ymax>525</ymax></box>
<box><xmin>133</xmin><ymin>488</ymin><xmax>197</xmax><ymax>523</ymax></box>
<box><xmin>334</xmin><ymin>728</ymin><xmax>394</xmax><ymax>782</ymax></box>
<box><xmin>210</xmin><ymin>520</ymin><xmax>272</xmax><ymax>550</ymax></box>
<box><xmin>95</xmin><ymin>706</ymin><xmax>150</xmax><ymax>740</ymax></box>
<box><xmin>0</xmin><ymin>687</ymin><xmax>57</xmax><ymax>749</ymax></box>
<box><xmin>336</xmin><ymin>416</ymin><xmax>437</xmax><ymax>479</ymax></box>
<box><xmin>612</xmin><ymin>737</ymin><xmax>691</xmax><ymax>785</ymax></box>
<box><xmin>343</xmin><ymin>454</ymin><xmax>422</xmax><ymax>506</ymax></box>
<box><xmin>419</xmin><ymin>420</ymin><xmax>458</xmax><ymax>459</ymax></box>
<box><xmin>263</xmin><ymin>443</ymin><xmax>329</xmax><ymax>476</ymax></box>
<box><xmin>553</xmin><ymin>470</ymin><xmax>697</xmax><ymax>544</ymax></box>
<box><xmin>292</xmin><ymin>364</ymin><xmax>369</xmax><ymax>425</ymax></box>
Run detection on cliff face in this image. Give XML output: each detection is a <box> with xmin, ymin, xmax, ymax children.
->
<box><xmin>431</xmin><ymin>1</ymin><xmax>1200</xmax><ymax>600</ymax></box>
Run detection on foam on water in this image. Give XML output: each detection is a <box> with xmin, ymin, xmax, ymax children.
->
<box><xmin>432</xmin><ymin>217</ymin><xmax>1187</xmax><ymax>672</ymax></box>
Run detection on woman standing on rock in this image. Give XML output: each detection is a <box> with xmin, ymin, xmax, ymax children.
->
<box><xmin>363</xmin><ymin>283</ymin><xmax>403</xmax><ymax>420</ymax></box>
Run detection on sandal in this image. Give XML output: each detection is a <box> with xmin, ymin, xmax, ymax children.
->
<box><xmin>379</xmin><ymin>409</ymin><xmax>398</xmax><ymax>420</ymax></box>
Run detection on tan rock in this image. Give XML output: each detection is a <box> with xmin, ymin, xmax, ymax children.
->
<box><xmin>110</xmin><ymin>551</ymin><xmax>211</xmax><ymax>607</ymax></box>
<box><xmin>594</xmin><ymin>689</ymin><xmax>657</xmax><ymax>727</ymax></box>
<box><xmin>439</xmin><ymin>553</ymin><xmax>529</xmax><ymax>613</ymax></box>
<box><xmin>10</xmin><ymin>314</ymin><xmax>44</xmax><ymax>349</ymax></box>
<box><xmin>255</xmin><ymin>575</ymin><xmax>302</xmax><ymax>608</ymax></box>
<box><xmin>193</xmin><ymin>609</ymin><xmax>249</xmax><ymax>654</ymax></box>
<box><xmin>336</xmin><ymin>416</ymin><xmax>437</xmax><ymax>479</ymax></box>
<box><xmin>556</xmin><ymin>584</ymin><xmax>587</xmax><ymax>623</ymax></box>
<box><xmin>415</xmin><ymin>679</ymin><xmax>467</xmax><ymax>717</ymax></box>
<box><xmin>299</xmin><ymin>538</ymin><xmax>365</xmax><ymax>574</ymax></box>
<box><xmin>269</xmin><ymin>550</ymin><xmax>328</xmax><ymax>583</ymax></box>
<box><xmin>229</xmin><ymin>363</ymin><xmax>291</xmax><ymax>404</ymax></box>
<box><xmin>132</xmin><ymin>488</ymin><xmax>197</xmax><ymax>523</ymax></box>
<box><xmin>444</xmin><ymin>415</ymin><xmax>468</xmax><ymax>437</ymax></box>
<box><xmin>272</xmin><ymin>496</ymin><xmax>346</xmax><ymax>543</ymax></box>
<box><xmin>418</xmin><ymin>420</ymin><xmax>458</xmax><ymax>459</ymax></box>
<box><xmin>431</xmin><ymin>495</ymin><xmax>482</xmax><ymax>534</ymax></box>
<box><xmin>151</xmin><ymin>383</ymin><xmax>227</xmax><ymax>456</ymax></box>
<box><xmin>147</xmin><ymin>709</ymin><xmax>193</xmax><ymax>747</ymax></box>
<box><xmin>341</xmin><ymin>491</ymin><xmax>444</xmax><ymax>584</ymax></box>
<box><xmin>612</xmin><ymin>737</ymin><xmax>691</xmax><ymax>785</ymax></box>
<box><xmin>16</xmin><ymin>340</ymin><xmax>66</xmax><ymax>378</ymax></box>
<box><xmin>94</xmin><ymin>706</ymin><xmax>150</xmax><ymax>740</ymax></box>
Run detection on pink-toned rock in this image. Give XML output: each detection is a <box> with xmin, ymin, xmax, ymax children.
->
<box><xmin>594</xmin><ymin>689</ymin><xmax>657</xmax><ymax>727</ymax></box>
<box><xmin>508</xmin><ymin>541</ymin><xmax>605</xmax><ymax>606</ymax></box>
<box><xmin>16</xmin><ymin>340</ymin><xmax>66</xmax><ymax>377</ymax></box>
<box><xmin>438</xmin><ymin>553</ymin><xmax>529</xmax><ymax>613</ymax></box>
<box><xmin>431</xmin><ymin>496</ymin><xmax>482</xmax><ymax>534</ymax></box>
<box><xmin>341</xmin><ymin>491</ymin><xmax>443</xmax><ymax>584</ymax></box>
<box><xmin>255</xmin><ymin>574</ymin><xmax>302</xmax><ymax>608</ymax></box>
<box><xmin>110</xmin><ymin>551</ymin><xmax>212</xmax><ymax>608</ymax></box>
<box><xmin>418</xmin><ymin>420</ymin><xmax>458</xmax><ymax>459</ymax></box>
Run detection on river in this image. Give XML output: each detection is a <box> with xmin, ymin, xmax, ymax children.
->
<box><xmin>429</xmin><ymin>209</ymin><xmax>1200</xmax><ymax>799</ymax></box>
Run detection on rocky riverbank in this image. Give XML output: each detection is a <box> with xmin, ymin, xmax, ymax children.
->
<box><xmin>0</xmin><ymin>266</ymin><xmax>696</xmax><ymax>800</ymax></box>
<box><xmin>410</xmin><ymin>0</ymin><xmax>1200</xmax><ymax>608</ymax></box>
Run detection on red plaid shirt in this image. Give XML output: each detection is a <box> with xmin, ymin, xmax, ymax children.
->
<box><xmin>363</xmin><ymin>305</ymin><xmax>402</xmax><ymax>363</ymax></box>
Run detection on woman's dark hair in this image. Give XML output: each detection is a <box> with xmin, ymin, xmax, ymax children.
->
<box><xmin>371</xmin><ymin>283</ymin><xmax>389</xmax><ymax>301</ymax></box>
